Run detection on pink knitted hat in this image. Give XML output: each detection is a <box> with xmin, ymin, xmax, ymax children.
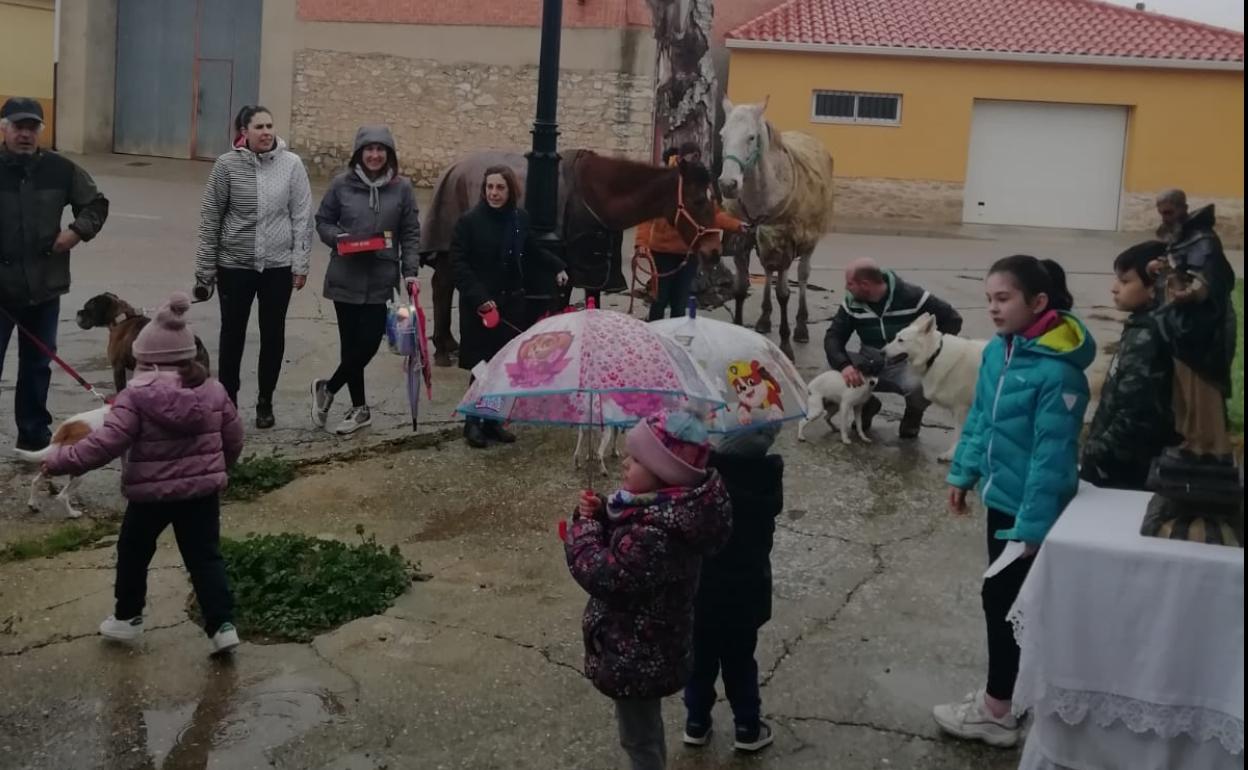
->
<box><xmin>132</xmin><ymin>292</ymin><xmax>197</xmax><ymax>364</ymax></box>
<box><xmin>625</xmin><ymin>410</ymin><xmax>711</xmax><ymax>488</ymax></box>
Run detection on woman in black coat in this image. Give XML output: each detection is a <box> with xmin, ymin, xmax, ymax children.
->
<box><xmin>451</xmin><ymin>165</ymin><xmax>567</xmax><ymax>448</ymax></box>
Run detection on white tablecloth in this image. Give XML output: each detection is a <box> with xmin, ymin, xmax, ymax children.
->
<box><xmin>1010</xmin><ymin>483</ymin><xmax>1244</xmax><ymax>767</ymax></box>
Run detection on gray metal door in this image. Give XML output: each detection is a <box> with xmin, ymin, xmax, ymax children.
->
<box><xmin>114</xmin><ymin>0</ymin><xmax>262</xmax><ymax>159</ymax></box>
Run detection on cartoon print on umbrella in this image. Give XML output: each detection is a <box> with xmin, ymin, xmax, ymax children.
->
<box><xmin>727</xmin><ymin>360</ymin><xmax>785</xmax><ymax>426</ymax></box>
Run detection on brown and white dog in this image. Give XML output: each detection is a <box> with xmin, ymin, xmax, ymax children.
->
<box><xmin>13</xmin><ymin>404</ymin><xmax>112</xmax><ymax>518</ymax></box>
<box><xmin>76</xmin><ymin>293</ymin><xmax>211</xmax><ymax>392</ymax></box>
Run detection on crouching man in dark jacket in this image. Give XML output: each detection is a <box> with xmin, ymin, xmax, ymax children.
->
<box><xmin>824</xmin><ymin>258</ymin><xmax>961</xmax><ymax>438</ymax></box>
<box><xmin>1</xmin><ymin>97</ymin><xmax>109</xmax><ymax>450</ymax></box>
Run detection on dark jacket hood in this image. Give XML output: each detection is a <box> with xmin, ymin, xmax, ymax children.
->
<box><xmin>349</xmin><ymin>125</ymin><xmax>398</xmax><ymax>170</ymax></box>
<box><xmin>1181</xmin><ymin>203</ymin><xmax>1216</xmax><ymax>237</ymax></box>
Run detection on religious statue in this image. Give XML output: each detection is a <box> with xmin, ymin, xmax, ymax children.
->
<box><xmin>1141</xmin><ymin>202</ymin><xmax>1244</xmax><ymax>547</ymax></box>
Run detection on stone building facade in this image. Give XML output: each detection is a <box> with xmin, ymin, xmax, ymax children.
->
<box><xmin>284</xmin><ymin>0</ymin><xmax>657</xmax><ymax>184</ymax></box>
<box><xmin>292</xmin><ymin>52</ymin><xmax>654</xmax><ymax>185</ymax></box>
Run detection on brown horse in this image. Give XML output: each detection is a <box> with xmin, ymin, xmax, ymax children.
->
<box><xmin>420</xmin><ymin>150</ymin><xmax>720</xmax><ymax>365</ymax></box>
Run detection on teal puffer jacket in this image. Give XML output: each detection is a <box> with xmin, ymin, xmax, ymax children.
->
<box><xmin>948</xmin><ymin>312</ymin><xmax>1096</xmax><ymax>544</ymax></box>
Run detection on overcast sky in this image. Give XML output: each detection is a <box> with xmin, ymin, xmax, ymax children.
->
<box><xmin>1102</xmin><ymin>0</ymin><xmax>1244</xmax><ymax>31</ymax></box>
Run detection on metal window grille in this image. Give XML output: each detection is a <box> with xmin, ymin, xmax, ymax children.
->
<box><xmin>812</xmin><ymin>91</ymin><xmax>901</xmax><ymax>125</ymax></box>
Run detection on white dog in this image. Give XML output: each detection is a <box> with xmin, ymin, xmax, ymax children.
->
<box><xmin>798</xmin><ymin>370</ymin><xmax>880</xmax><ymax>444</ymax></box>
<box><xmin>13</xmin><ymin>403</ymin><xmax>112</xmax><ymax>518</ymax></box>
<box><xmin>574</xmin><ymin>426</ymin><xmax>621</xmax><ymax>476</ymax></box>
<box><xmin>882</xmin><ymin>313</ymin><xmax>988</xmax><ymax>462</ymax></box>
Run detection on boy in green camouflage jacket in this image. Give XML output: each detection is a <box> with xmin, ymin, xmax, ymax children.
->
<box><xmin>1080</xmin><ymin>241</ymin><xmax>1181</xmax><ymax>490</ymax></box>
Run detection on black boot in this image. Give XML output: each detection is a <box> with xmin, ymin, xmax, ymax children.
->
<box><xmin>860</xmin><ymin>396</ymin><xmax>882</xmax><ymax>433</ymax></box>
<box><xmin>899</xmin><ymin>405</ymin><xmax>924</xmax><ymax>439</ymax></box>
<box><xmin>483</xmin><ymin>420</ymin><xmax>516</xmax><ymax>444</ymax></box>
<box><xmin>464</xmin><ymin>418</ymin><xmax>489</xmax><ymax>449</ymax></box>
<box><xmin>255</xmin><ymin>399</ymin><xmax>275</xmax><ymax>430</ymax></box>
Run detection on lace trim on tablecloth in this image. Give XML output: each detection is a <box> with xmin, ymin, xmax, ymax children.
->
<box><xmin>1009</xmin><ymin>608</ymin><xmax>1244</xmax><ymax>755</ymax></box>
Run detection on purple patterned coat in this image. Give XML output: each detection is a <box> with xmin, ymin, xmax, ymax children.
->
<box><xmin>565</xmin><ymin>472</ymin><xmax>732</xmax><ymax>699</ymax></box>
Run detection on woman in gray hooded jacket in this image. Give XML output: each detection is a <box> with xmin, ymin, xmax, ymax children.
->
<box><xmin>310</xmin><ymin>125</ymin><xmax>421</xmax><ymax>434</ymax></box>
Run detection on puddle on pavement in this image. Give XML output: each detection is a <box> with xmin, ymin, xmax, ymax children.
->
<box><xmin>111</xmin><ymin>667</ymin><xmax>342</xmax><ymax>769</ymax></box>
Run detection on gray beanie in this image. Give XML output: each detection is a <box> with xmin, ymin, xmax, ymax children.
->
<box><xmin>714</xmin><ymin>423</ymin><xmax>781</xmax><ymax>457</ymax></box>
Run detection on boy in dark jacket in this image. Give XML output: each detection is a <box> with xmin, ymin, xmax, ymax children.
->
<box><xmin>1081</xmin><ymin>240</ymin><xmax>1180</xmax><ymax>490</ymax></box>
<box><xmin>682</xmin><ymin>425</ymin><xmax>784</xmax><ymax>753</ymax></box>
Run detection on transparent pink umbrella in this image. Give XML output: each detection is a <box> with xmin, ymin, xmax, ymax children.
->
<box><xmin>457</xmin><ymin>307</ymin><xmax>726</xmax><ymax>481</ymax></box>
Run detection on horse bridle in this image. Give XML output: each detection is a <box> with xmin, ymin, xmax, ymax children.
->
<box><xmin>723</xmin><ymin>145</ymin><xmax>760</xmax><ymax>174</ymax></box>
<box><xmin>673</xmin><ymin>172</ymin><xmax>723</xmax><ymax>255</ymax></box>
<box><xmin>626</xmin><ymin>172</ymin><xmax>724</xmax><ymax>315</ymax></box>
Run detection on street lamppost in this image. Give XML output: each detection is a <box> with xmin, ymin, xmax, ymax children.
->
<box><xmin>525</xmin><ymin>0</ymin><xmax>564</xmax><ymax>259</ymax></box>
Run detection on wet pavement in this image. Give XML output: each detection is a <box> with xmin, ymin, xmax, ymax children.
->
<box><xmin>3</xmin><ymin>154</ymin><xmax>1243</xmax><ymax>768</ymax></box>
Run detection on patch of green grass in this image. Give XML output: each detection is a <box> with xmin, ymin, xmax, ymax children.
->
<box><xmin>0</xmin><ymin>520</ymin><xmax>119</xmax><ymax>564</ymax></box>
<box><xmin>1231</xmin><ymin>278</ymin><xmax>1244</xmax><ymax>434</ymax></box>
<box><xmin>226</xmin><ymin>450</ymin><xmax>297</xmax><ymax>501</ymax></box>
<box><xmin>219</xmin><ymin>527</ymin><xmax>422</xmax><ymax>643</ymax></box>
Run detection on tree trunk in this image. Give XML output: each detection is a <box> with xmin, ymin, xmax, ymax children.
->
<box><xmin>646</xmin><ymin>0</ymin><xmax>716</xmax><ymax>160</ymax></box>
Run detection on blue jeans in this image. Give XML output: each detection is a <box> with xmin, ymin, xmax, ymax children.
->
<box><xmin>0</xmin><ymin>297</ymin><xmax>60</xmax><ymax>448</ymax></box>
<box><xmin>647</xmin><ymin>252</ymin><xmax>696</xmax><ymax>321</ymax></box>
<box><xmin>683</xmin><ymin>623</ymin><xmax>761</xmax><ymax>729</ymax></box>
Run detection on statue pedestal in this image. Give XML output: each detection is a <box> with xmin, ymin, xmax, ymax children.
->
<box><xmin>1142</xmin><ymin>456</ymin><xmax>1244</xmax><ymax>547</ymax></box>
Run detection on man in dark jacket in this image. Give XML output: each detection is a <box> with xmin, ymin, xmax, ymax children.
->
<box><xmin>824</xmin><ymin>258</ymin><xmax>962</xmax><ymax>438</ymax></box>
<box><xmin>1081</xmin><ymin>241</ymin><xmax>1179</xmax><ymax>490</ymax></box>
<box><xmin>1</xmin><ymin>97</ymin><xmax>109</xmax><ymax>449</ymax></box>
<box><xmin>683</xmin><ymin>426</ymin><xmax>784</xmax><ymax>754</ymax></box>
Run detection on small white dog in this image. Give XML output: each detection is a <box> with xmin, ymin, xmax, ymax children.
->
<box><xmin>13</xmin><ymin>403</ymin><xmax>112</xmax><ymax>518</ymax></box>
<box><xmin>798</xmin><ymin>370</ymin><xmax>880</xmax><ymax>444</ymax></box>
<box><xmin>574</xmin><ymin>426</ymin><xmax>621</xmax><ymax>476</ymax></box>
<box><xmin>883</xmin><ymin>313</ymin><xmax>988</xmax><ymax>462</ymax></box>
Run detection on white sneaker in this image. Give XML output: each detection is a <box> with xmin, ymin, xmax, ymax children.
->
<box><xmin>311</xmin><ymin>379</ymin><xmax>333</xmax><ymax>428</ymax></box>
<box><xmin>932</xmin><ymin>690</ymin><xmax>1020</xmax><ymax>747</ymax></box>
<box><xmin>211</xmin><ymin>622</ymin><xmax>240</xmax><ymax>655</ymax></box>
<box><xmin>334</xmin><ymin>406</ymin><xmax>372</xmax><ymax>435</ymax></box>
<box><xmin>99</xmin><ymin>615</ymin><xmax>144</xmax><ymax>641</ymax></box>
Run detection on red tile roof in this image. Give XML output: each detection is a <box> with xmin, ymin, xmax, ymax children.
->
<box><xmin>727</xmin><ymin>0</ymin><xmax>1245</xmax><ymax>63</ymax></box>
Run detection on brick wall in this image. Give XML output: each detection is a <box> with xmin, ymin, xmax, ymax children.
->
<box><xmin>291</xmin><ymin>50</ymin><xmax>654</xmax><ymax>185</ymax></box>
<box><xmin>297</xmin><ymin>0</ymin><xmax>652</xmax><ymax>27</ymax></box>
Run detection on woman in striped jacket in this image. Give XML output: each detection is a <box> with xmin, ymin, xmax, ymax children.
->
<box><xmin>194</xmin><ymin>105</ymin><xmax>313</xmax><ymax>429</ymax></box>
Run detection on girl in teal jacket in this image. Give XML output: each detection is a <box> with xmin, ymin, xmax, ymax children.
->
<box><xmin>933</xmin><ymin>255</ymin><xmax>1095</xmax><ymax>748</ymax></box>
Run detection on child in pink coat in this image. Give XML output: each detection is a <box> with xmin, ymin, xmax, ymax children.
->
<box><xmin>43</xmin><ymin>293</ymin><xmax>245</xmax><ymax>654</ymax></box>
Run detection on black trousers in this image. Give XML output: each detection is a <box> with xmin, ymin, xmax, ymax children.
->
<box><xmin>683</xmin><ymin>623</ymin><xmax>762</xmax><ymax>728</ymax></box>
<box><xmin>647</xmin><ymin>252</ymin><xmax>695</xmax><ymax>321</ymax></box>
<box><xmin>217</xmin><ymin>266</ymin><xmax>293</xmax><ymax>404</ymax></box>
<box><xmin>115</xmin><ymin>493</ymin><xmax>233</xmax><ymax>636</ymax></box>
<box><xmin>327</xmin><ymin>301</ymin><xmax>387</xmax><ymax>407</ymax></box>
<box><xmin>983</xmin><ymin>507</ymin><xmax>1035</xmax><ymax>701</ymax></box>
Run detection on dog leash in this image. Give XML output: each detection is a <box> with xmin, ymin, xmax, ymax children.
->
<box><xmin>0</xmin><ymin>303</ymin><xmax>109</xmax><ymax>404</ymax></box>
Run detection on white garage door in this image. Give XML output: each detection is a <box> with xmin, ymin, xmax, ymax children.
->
<box><xmin>962</xmin><ymin>101</ymin><xmax>1128</xmax><ymax>231</ymax></box>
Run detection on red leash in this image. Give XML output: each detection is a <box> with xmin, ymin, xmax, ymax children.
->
<box><xmin>0</xmin><ymin>303</ymin><xmax>109</xmax><ymax>404</ymax></box>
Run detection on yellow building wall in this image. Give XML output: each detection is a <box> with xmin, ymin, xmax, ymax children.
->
<box><xmin>726</xmin><ymin>49</ymin><xmax>1245</xmax><ymax>199</ymax></box>
<box><xmin>0</xmin><ymin>0</ymin><xmax>55</xmax><ymax>146</ymax></box>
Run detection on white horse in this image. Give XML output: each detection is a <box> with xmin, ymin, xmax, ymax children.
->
<box><xmin>718</xmin><ymin>97</ymin><xmax>835</xmax><ymax>360</ymax></box>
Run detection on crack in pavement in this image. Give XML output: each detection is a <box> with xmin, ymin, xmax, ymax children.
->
<box><xmin>761</xmin><ymin>518</ymin><xmax>942</xmax><ymax>689</ymax></box>
<box><xmin>20</xmin><ymin>564</ymin><xmax>181</xmax><ymax>573</ymax></box>
<box><xmin>773</xmin><ymin>504</ymin><xmax>938</xmax><ymax>546</ymax></box>
<box><xmin>390</xmin><ymin>612</ymin><xmax>583</xmax><ymax>678</ymax></box>
<box><xmin>310</xmin><ymin>637</ymin><xmax>365</xmax><ymax>701</ymax></box>
<box><xmin>760</xmin><ymin>546</ymin><xmax>884</xmax><ymax>689</ymax></box>
<box><xmin>776</xmin><ymin>519</ymin><xmax>859</xmax><ymax>545</ymax></box>
<box><xmin>772</xmin><ymin>712</ymin><xmax>939</xmax><ymax>743</ymax></box>
<box><xmin>0</xmin><ymin>618</ymin><xmax>191</xmax><ymax>657</ymax></box>
<box><xmin>31</xmin><ymin>585</ymin><xmax>113</xmax><ymax>613</ymax></box>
